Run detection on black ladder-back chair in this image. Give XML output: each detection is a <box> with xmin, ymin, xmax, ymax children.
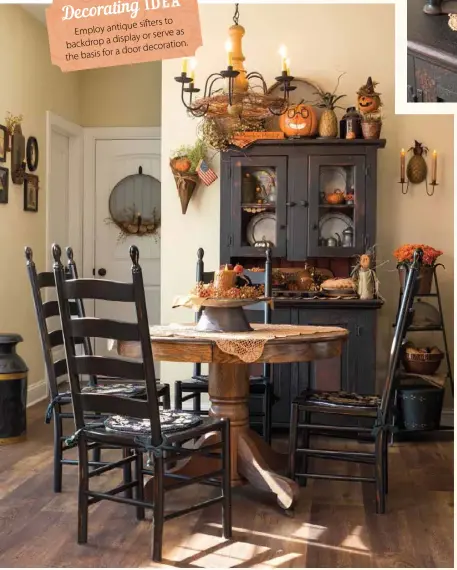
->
<box><xmin>174</xmin><ymin>247</ymin><xmax>274</xmax><ymax>443</ymax></box>
<box><xmin>288</xmin><ymin>248</ymin><xmax>423</xmax><ymax>514</ymax></box>
<box><xmin>52</xmin><ymin>244</ymin><xmax>231</xmax><ymax>562</ymax></box>
<box><xmin>25</xmin><ymin>246</ymin><xmax>171</xmax><ymax>493</ymax></box>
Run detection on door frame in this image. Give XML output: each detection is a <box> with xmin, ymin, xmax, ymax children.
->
<box><xmin>45</xmin><ymin>111</ymin><xmax>84</xmax><ymax>271</ymax></box>
<box><xmin>82</xmin><ymin>126</ymin><xmax>161</xmax><ymax>282</ymax></box>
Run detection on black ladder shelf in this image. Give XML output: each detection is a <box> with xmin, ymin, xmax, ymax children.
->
<box><xmin>392</xmin><ymin>265</ymin><xmax>453</xmax><ymax>438</ymax></box>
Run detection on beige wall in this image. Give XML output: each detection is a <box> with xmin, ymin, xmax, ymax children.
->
<box><xmin>0</xmin><ymin>5</ymin><xmax>80</xmax><ymax>398</ymax></box>
<box><xmin>79</xmin><ymin>62</ymin><xmax>161</xmax><ymax>127</ymax></box>
<box><xmin>161</xmin><ymin>3</ymin><xmax>454</xmax><ymax>404</ymax></box>
<box><xmin>0</xmin><ymin>5</ymin><xmax>162</xmax><ymax>399</ymax></box>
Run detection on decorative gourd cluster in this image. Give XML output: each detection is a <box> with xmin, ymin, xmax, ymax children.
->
<box><xmin>192</xmin><ymin>264</ymin><xmax>265</xmax><ymax>300</ymax></box>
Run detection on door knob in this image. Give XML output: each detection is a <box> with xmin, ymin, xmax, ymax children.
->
<box><xmin>98</xmin><ymin>268</ymin><xmax>107</xmax><ymax>277</ymax></box>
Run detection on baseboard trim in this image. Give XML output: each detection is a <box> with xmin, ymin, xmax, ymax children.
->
<box><xmin>27</xmin><ymin>380</ymin><xmax>48</xmax><ymax>408</ymax></box>
<box><xmin>441</xmin><ymin>408</ymin><xmax>454</xmax><ymax>427</ymax></box>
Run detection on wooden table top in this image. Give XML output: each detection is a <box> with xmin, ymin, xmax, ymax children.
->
<box><xmin>117</xmin><ymin>328</ymin><xmax>349</xmax><ymax>365</ymax></box>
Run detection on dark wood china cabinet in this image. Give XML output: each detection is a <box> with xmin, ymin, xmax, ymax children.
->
<box><xmin>220</xmin><ymin>139</ymin><xmax>386</xmax><ymax>428</ymax></box>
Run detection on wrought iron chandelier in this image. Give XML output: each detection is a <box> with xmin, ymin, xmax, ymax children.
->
<box><xmin>175</xmin><ymin>3</ymin><xmax>296</xmax><ymax>120</ymax></box>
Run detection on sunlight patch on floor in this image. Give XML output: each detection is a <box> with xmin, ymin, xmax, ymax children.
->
<box><xmin>340</xmin><ymin>524</ymin><xmax>370</xmax><ymax>551</ymax></box>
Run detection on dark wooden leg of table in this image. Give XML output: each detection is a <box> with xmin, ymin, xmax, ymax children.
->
<box><xmin>208</xmin><ymin>363</ymin><xmax>299</xmax><ymax>510</ymax></box>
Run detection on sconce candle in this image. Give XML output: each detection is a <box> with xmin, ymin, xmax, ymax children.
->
<box><xmin>189</xmin><ymin>57</ymin><xmax>197</xmax><ymax>82</ymax></box>
<box><xmin>181</xmin><ymin>57</ymin><xmax>188</xmax><ymax>75</ymax></box>
<box><xmin>432</xmin><ymin>150</ymin><xmax>438</xmax><ymax>183</ymax></box>
<box><xmin>400</xmin><ymin>148</ymin><xmax>406</xmax><ymax>181</ymax></box>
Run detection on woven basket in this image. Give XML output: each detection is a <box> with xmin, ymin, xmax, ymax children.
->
<box><xmin>402</xmin><ymin>351</ymin><xmax>443</xmax><ymax>375</ymax></box>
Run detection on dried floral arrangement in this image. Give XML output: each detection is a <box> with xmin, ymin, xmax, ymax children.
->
<box><xmin>192</xmin><ymin>281</ymin><xmax>265</xmax><ymax>300</ymax></box>
<box><xmin>393</xmin><ymin>244</ymin><xmax>443</xmax><ymax>267</ymax></box>
<box><xmin>170</xmin><ymin>139</ymin><xmax>209</xmax><ymax>214</ymax></box>
<box><xmin>198</xmin><ymin>116</ymin><xmax>266</xmax><ymax>152</ymax></box>
<box><xmin>5</xmin><ymin>112</ymin><xmax>24</xmax><ymax>135</ymax></box>
<box><xmin>105</xmin><ymin>206</ymin><xmax>160</xmax><ymax>243</ymax></box>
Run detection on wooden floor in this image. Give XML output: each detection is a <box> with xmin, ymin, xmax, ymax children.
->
<box><xmin>0</xmin><ymin>402</ymin><xmax>453</xmax><ymax>568</ymax></box>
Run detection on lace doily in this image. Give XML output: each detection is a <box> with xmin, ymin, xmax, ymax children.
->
<box><xmin>146</xmin><ymin>323</ymin><xmax>346</xmax><ymax>363</ymax></box>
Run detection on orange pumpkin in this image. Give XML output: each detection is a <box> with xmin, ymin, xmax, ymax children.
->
<box><xmin>279</xmin><ymin>103</ymin><xmax>318</xmax><ymax>138</ymax></box>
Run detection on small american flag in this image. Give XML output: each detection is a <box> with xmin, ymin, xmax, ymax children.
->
<box><xmin>196</xmin><ymin>159</ymin><xmax>218</xmax><ymax>186</ymax></box>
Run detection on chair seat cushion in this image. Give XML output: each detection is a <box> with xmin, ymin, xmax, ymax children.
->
<box><xmin>82</xmin><ymin>383</ymin><xmax>146</xmax><ymax>397</ymax></box>
<box><xmin>104</xmin><ymin>410</ymin><xmax>202</xmax><ymax>435</ymax></box>
<box><xmin>301</xmin><ymin>390</ymin><xmax>380</xmax><ymax>408</ymax></box>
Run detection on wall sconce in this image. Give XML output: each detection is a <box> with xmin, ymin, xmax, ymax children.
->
<box><xmin>399</xmin><ymin>140</ymin><xmax>438</xmax><ymax>196</ymax></box>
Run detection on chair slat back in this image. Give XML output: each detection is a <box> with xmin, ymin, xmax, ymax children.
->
<box><xmin>25</xmin><ymin>247</ymin><xmax>89</xmax><ymax>399</ymax></box>
<box><xmin>52</xmin><ymin>243</ymin><xmax>163</xmax><ymax>447</ymax></box>
<box><xmin>379</xmin><ymin>248</ymin><xmax>423</xmax><ymax>422</ymax></box>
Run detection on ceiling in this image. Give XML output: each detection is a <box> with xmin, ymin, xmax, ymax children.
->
<box><xmin>21</xmin><ymin>4</ymin><xmax>49</xmax><ymax>25</ymax></box>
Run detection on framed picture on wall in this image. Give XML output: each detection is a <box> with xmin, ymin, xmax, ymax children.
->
<box><xmin>0</xmin><ymin>125</ymin><xmax>7</xmax><ymax>163</ymax></box>
<box><xmin>24</xmin><ymin>173</ymin><xmax>39</xmax><ymax>212</ymax></box>
<box><xmin>26</xmin><ymin>136</ymin><xmax>39</xmax><ymax>172</ymax></box>
<box><xmin>0</xmin><ymin>166</ymin><xmax>8</xmax><ymax>204</ymax></box>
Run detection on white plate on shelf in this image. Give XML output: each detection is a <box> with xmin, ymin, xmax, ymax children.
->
<box><xmin>319</xmin><ymin>212</ymin><xmax>353</xmax><ymax>241</ymax></box>
<box><xmin>246</xmin><ymin>212</ymin><xmax>276</xmax><ymax>246</ymax></box>
<box><xmin>319</xmin><ymin>166</ymin><xmax>347</xmax><ymax>199</ymax></box>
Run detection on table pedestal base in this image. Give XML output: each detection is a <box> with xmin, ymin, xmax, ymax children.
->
<box><xmin>145</xmin><ymin>363</ymin><xmax>299</xmax><ymax>511</ymax></box>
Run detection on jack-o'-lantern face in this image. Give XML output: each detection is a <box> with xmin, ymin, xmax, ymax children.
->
<box><xmin>357</xmin><ymin>95</ymin><xmax>381</xmax><ymax>114</ymax></box>
<box><xmin>279</xmin><ymin>104</ymin><xmax>318</xmax><ymax>138</ymax></box>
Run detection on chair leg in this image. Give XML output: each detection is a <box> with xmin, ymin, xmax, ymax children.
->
<box><xmin>151</xmin><ymin>455</ymin><xmax>165</xmax><ymax>562</ymax></box>
<box><xmin>193</xmin><ymin>392</ymin><xmax>202</xmax><ymax>413</ymax></box>
<box><xmin>53</xmin><ymin>408</ymin><xmax>63</xmax><ymax>493</ymax></box>
<box><xmin>135</xmin><ymin>450</ymin><xmax>145</xmax><ymax>521</ymax></box>
<box><xmin>92</xmin><ymin>445</ymin><xmax>101</xmax><ymax>467</ymax></box>
<box><xmin>263</xmin><ymin>383</ymin><xmax>272</xmax><ymax>445</ymax></box>
<box><xmin>162</xmin><ymin>386</ymin><xmax>171</xmax><ymax>410</ymax></box>
<box><xmin>382</xmin><ymin>429</ymin><xmax>389</xmax><ymax>495</ymax></box>
<box><xmin>174</xmin><ymin>381</ymin><xmax>183</xmax><ymax>410</ymax></box>
<box><xmin>77</xmin><ymin>438</ymin><xmax>89</xmax><ymax>544</ymax></box>
<box><xmin>287</xmin><ymin>402</ymin><xmax>299</xmax><ymax>480</ymax></box>
<box><xmin>375</xmin><ymin>432</ymin><xmax>386</xmax><ymax>514</ymax></box>
<box><xmin>299</xmin><ymin>411</ymin><xmax>311</xmax><ymax>487</ymax></box>
<box><xmin>123</xmin><ymin>448</ymin><xmax>133</xmax><ymax>499</ymax></box>
<box><xmin>221</xmin><ymin>420</ymin><xmax>232</xmax><ymax>539</ymax></box>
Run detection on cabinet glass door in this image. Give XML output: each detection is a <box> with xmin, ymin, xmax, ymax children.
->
<box><xmin>230</xmin><ymin>156</ymin><xmax>287</xmax><ymax>257</ymax></box>
<box><xmin>308</xmin><ymin>155</ymin><xmax>366</xmax><ymax>257</ymax></box>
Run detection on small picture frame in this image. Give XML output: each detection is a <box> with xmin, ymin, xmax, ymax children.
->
<box><xmin>26</xmin><ymin>136</ymin><xmax>39</xmax><ymax>172</ymax></box>
<box><xmin>0</xmin><ymin>166</ymin><xmax>8</xmax><ymax>204</ymax></box>
<box><xmin>0</xmin><ymin>125</ymin><xmax>7</xmax><ymax>163</ymax></box>
<box><xmin>24</xmin><ymin>173</ymin><xmax>39</xmax><ymax>212</ymax></box>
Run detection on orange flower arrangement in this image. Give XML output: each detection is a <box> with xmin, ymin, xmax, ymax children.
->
<box><xmin>393</xmin><ymin>244</ymin><xmax>443</xmax><ymax>267</ymax></box>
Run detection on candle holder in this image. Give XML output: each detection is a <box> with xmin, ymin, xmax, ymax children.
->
<box><xmin>427</xmin><ymin>180</ymin><xmax>438</xmax><ymax>196</ymax></box>
<box><xmin>398</xmin><ymin>178</ymin><xmax>409</xmax><ymax>194</ymax></box>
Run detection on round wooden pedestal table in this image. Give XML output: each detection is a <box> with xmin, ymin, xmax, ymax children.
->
<box><xmin>117</xmin><ymin>325</ymin><xmax>348</xmax><ymax>512</ymax></box>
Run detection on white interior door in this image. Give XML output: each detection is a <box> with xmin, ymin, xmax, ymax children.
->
<box><xmin>93</xmin><ymin>138</ymin><xmax>161</xmax><ymax>369</ymax></box>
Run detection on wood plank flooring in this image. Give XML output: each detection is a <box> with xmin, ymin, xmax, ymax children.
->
<box><xmin>0</xmin><ymin>401</ymin><xmax>453</xmax><ymax>568</ymax></box>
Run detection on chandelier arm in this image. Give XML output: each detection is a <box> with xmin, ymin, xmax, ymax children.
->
<box><xmin>208</xmin><ymin>76</ymin><xmax>224</xmax><ymax>97</ymax></box>
<box><xmin>180</xmin><ymin>84</ymin><xmax>208</xmax><ymax>115</ymax></box>
<box><xmin>246</xmin><ymin>72</ymin><xmax>268</xmax><ymax>93</ymax></box>
<box><xmin>203</xmin><ymin>73</ymin><xmax>224</xmax><ymax>97</ymax></box>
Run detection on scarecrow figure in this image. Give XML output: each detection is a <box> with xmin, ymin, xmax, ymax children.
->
<box><xmin>357</xmin><ymin>77</ymin><xmax>382</xmax><ymax>116</ymax></box>
<box><xmin>351</xmin><ymin>247</ymin><xmax>383</xmax><ymax>300</ymax></box>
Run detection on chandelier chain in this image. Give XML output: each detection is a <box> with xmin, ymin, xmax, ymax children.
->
<box><xmin>233</xmin><ymin>3</ymin><xmax>240</xmax><ymax>25</ymax></box>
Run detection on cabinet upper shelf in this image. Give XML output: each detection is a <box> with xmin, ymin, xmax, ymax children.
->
<box><xmin>226</xmin><ymin>138</ymin><xmax>387</xmax><ymax>150</ymax></box>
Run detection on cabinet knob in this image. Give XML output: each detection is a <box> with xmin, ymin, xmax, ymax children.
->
<box><xmin>286</xmin><ymin>201</ymin><xmax>296</xmax><ymax>207</ymax></box>
<box><xmin>312</xmin><ymin>223</ymin><xmax>318</xmax><ymax>231</ymax></box>
<box><xmin>280</xmin><ymin>224</ymin><xmax>286</xmax><ymax>230</ymax></box>
<box><xmin>299</xmin><ymin>200</ymin><xmax>309</xmax><ymax>207</ymax></box>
